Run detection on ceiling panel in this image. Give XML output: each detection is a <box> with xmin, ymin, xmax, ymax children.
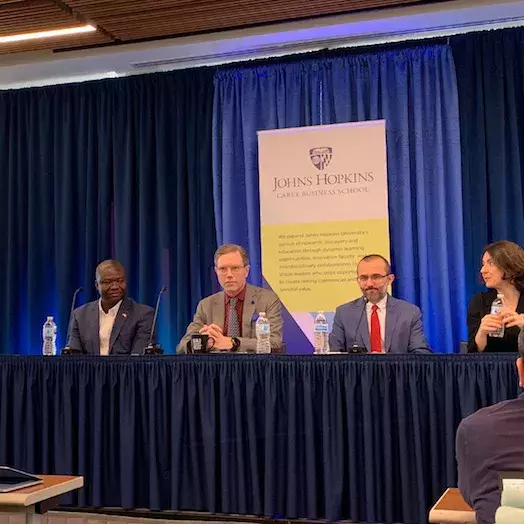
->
<box><xmin>0</xmin><ymin>0</ymin><xmax>452</xmax><ymax>55</ymax></box>
<box><xmin>0</xmin><ymin>0</ymin><xmax>80</xmax><ymax>36</ymax></box>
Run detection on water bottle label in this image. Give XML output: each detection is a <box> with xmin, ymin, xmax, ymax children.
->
<box><xmin>256</xmin><ymin>324</ymin><xmax>270</xmax><ymax>335</ymax></box>
<box><xmin>314</xmin><ymin>324</ymin><xmax>328</xmax><ymax>333</ymax></box>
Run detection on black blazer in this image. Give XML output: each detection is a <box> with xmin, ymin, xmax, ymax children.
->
<box><xmin>467</xmin><ymin>289</ymin><xmax>524</xmax><ymax>352</ymax></box>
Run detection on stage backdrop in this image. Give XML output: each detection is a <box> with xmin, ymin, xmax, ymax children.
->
<box><xmin>213</xmin><ymin>46</ymin><xmax>466</xmax><ymax>354</ymax></box>
<box><xmin>258</xmin><ymin>121</ymin><xmax>389</xmax><ymax>351</ymax></box>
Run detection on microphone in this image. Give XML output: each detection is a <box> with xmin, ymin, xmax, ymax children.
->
<box><xmin>61</xmin><ymin>287</ymin><xmax>84</xmax><ymax>355</ymax></box>
<box><xmin>143</xmin><ymin>286</ymin><xmax>167</xmax><ymax>355</ymax></box>
<box><xmin>348</xmin><ymin>296</ymin><xmax>368</xmax><ymax>354</ymax></box>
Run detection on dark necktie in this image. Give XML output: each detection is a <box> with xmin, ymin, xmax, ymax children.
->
<box><xmin>227</xmin><ymin>297</ymin><xmax>240</xmax><ymax>337</ymax></box>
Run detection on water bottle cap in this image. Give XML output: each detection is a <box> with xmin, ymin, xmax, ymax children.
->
<box><xmin>258</xmin><ymin>312</ymin><xmax>266</xmax><ymax>316</ymax></box>
<box><xmin>318</xmin><ymin>310</ymin><xmax>324</xmax><ymax>314</ymax></box>
<box><xmin>47</xmin><ymin>316</ymin><xmax>53</xmax><ymax>321</ymax></box>
<box><xmin>497</xmin><ymin>294</ymin><xmax>504</xmax><ymax>299</ymax></box>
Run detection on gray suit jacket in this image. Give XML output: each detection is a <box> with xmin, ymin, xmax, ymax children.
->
<box><xmin>177</xmin><ymin>284</ymin><xmax>283</xmax><ymax>353</ymax></box>
<box><xmin>328</xmin><ymin>295</ymin><xmax>430</xmax><ymax>354</ymax></box>
<box><xmin>67</xmin><ymin>297</ymin><xmax>155</xmax><ymax>355</ymax></box>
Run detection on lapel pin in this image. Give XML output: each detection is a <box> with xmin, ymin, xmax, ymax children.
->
<box><xmin>122</xmin><ymin>313</ymin><xmax>127</xmax><ymax>318</ymax></box>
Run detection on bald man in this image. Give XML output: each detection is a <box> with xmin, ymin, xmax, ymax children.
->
<box><xmin>67</xmin><ymin>260</ymin><xmax>155</xmax><ymax>355</ymax></box>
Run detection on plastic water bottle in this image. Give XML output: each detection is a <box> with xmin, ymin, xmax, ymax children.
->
<box><xmin>489</xmin><ymin>294</ymin><xmax>505</xmax><ymax>338</ymax></box>
<box><xmin>313</xmin><ymin>311</ymin><xmax>329</xmax><ymax>353</ymax></box>
<box><xmin>255</xmin><ymin>312</ymin><xmax>271</xmax><ymax>354</ymax></box>
<box><xmin>42</xmin><ymin>316</ymin><xmax>57</xmax><ymax>356</ymax></box>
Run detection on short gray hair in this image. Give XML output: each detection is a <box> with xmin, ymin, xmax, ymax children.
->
<box><xmin>214</xmin><ymin>244</ymin><xmax>249</xmax><ymax>267</ymax></box>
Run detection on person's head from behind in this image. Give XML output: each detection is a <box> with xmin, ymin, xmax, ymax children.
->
<box><xmin>480</xmin><ymin>241</ymin><xmax>524</xmax><ymax>292</ymax></box>
<box><xmin>356</xmin><ymin>254</ymin><xmax>395</xmax><ymax>304</ymax></box>
<box><xmin>95</xmin><ymin>260</ymin><xmax>127</xmax><ymax>307</ymax></box>
<box><xmin>214</xmin><ymin>244</ymin><xmax>250</xmax><ymax>296</ymax></box>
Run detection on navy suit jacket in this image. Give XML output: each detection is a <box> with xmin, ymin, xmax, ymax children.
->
<box><xmin>329</xmin><ymin>295</ymin><xmax>430</xmax><ymax>354</ymax></box>
<box><xmin>67</xmin><ymin>297</ymin><xmax>155</xmax><ymax>355</ymax></box>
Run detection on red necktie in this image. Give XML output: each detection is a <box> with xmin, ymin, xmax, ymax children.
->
<box><xmin>370</xmin><ymin>304</ymin><xmax>382</xmax><ymax>353</ymax></box>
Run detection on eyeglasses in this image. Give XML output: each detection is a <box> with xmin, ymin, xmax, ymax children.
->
<box><xmin>357</xmin><ymin>273</ymin><xmax>390</xmax><ymax>283</ymax></box>
<box><xmin>215</xmin><ymin>265</ymin><xmax>246</xmax><ymax>275</ymax></box>
<box><xmin>99</xmin><ymin>277</ymin><xmax>125</xmax><ymax>286</ymax></box>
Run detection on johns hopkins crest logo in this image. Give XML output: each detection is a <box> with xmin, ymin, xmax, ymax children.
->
<box><xmin>309</xmin><ymin>147</ymin><xmax>333</xmax><ymax>170</ymax></box>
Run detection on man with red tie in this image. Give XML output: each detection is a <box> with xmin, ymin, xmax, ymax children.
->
<box><xmin>329</xmin><ymin>254</ymin><xmax>430</xmax><ymax>354</ymax></box>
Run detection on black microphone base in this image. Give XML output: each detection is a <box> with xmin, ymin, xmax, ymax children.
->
<box><xmin>61</xmin><ymin>346</ymin><xmax>84</xmax><ymax>355</ymax></box>
<box><xmin>143</xmin><ymin>344</ymin><xmax>164</xmax><ymax>355</ymax></box>
<box><xmin>346</xmin><ymin>345</ymin><xmax>368</xmax><ymax>354</ymax></box>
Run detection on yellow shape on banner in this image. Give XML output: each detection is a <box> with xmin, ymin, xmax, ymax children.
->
<box><xmin>262</xmin><ymin>219</ymin><xmax>390</xmax><ymax>313</ymax></box>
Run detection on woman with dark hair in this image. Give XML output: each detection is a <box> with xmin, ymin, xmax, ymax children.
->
<box><xmin>467</xmin><ymin>240</ymin><xmax>524</xmax><ymax>352</ymax></box>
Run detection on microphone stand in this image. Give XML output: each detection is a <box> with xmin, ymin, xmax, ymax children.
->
<box><xmin>61</xmin><ymin>287</ymin><xmax>84</xmax><ymax>355</ymax></box>
<box><xmin>348</xmin><ymin>297</ymin><xmax>368</xmax><ymax>354</ymax></box>
<box><xmin>143</xmin><ymin>286</ymin><xmax>167</xmax><ymax>355</ymax></box>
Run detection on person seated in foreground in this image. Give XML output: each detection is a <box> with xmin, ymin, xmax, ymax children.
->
<box><xmin>456</xmin><ymin>328</ymin><xmax>524</xmax><ymax>524</ymax></box>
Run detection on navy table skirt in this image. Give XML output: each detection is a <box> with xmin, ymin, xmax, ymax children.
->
<box><xmin>0</xmin><ymin>354</ymin><xmax>519</xmax><ymax>523</ymax></box>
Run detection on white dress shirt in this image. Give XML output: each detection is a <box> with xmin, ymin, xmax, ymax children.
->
<box><xmin>99</xmin><ymin>299</ymin><xmax>122</xmax><ymax>356</ymax></box>
<box><xmin>366</xmin><ymin>294</ymin><xmax>387</xmax><ymax>353</ymax></box>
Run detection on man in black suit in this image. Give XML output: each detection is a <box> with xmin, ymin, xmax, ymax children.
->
<box><xmin>456</xmin><ymin>330</ymin><xmax>524</xmax><ymax>524</ymax></box>
<box><xmin>67</xmin><ymin>260</ymin><xmax>154</xmax><ymax>355</ymax></box>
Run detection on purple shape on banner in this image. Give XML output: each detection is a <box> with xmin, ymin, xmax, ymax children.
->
<box><xmin>262</xmin><ymin>276</ymin><xmax>313</xmax><ymax>354</ymax></box>
<box><xmin>281</xmin><ymin>306</ymin><xmax>314</xmax><ymax>354</ymax></box>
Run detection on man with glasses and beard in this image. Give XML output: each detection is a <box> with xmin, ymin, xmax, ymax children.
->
<box><xmin>329</xmin><ymin>254</ymin><xmax>430</xmax><ymax>353</ymax></box>
<box><xmin>67</xmin><ymin>259</ymin><xmax>155</xmax><ymax>355</ymax></box>
<box><xmin>177</xmin><ymin>244</ymin><xmax>283</xmax><ymax>353</ymax></box>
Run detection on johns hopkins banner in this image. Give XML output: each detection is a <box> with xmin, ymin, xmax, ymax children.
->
<box><xmin>258</xmin><ymin>121</ymin><xmax>390</xmax><ymax>352</ymax></box>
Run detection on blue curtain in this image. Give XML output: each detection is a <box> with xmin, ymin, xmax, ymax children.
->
<box><xmin>212</xmin><ymin>62</ymin><xmax>322</xmax><ymax>281</ymax></box>
<box><xmin>213</xmin><ymin>46</ymin><xmax>466</xmax><ymax>352</ymax></box>
<box><xmin>0</xmin><ymin>70</ymin><xmax>216</xmax><ymax>354</ymax></box>
<box><xmin>451</xmin><ymin>28</ymin><xmax>524</xmax><ymax>300</ymax></box>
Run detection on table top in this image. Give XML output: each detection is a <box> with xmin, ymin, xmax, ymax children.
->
<box><xmin>0</xmin><ymin>475</ymin><xmax>83</xmax><ymax>507</ymax></box>
<box><xmin>0</xmin><ymin>353</ymin><xmax>519</xmax><ymax>363</ymax></box>
<box><xmin>429</xmin><ymin>488</ymin><xmax>476</xmax><ymax>523</ymax></box>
